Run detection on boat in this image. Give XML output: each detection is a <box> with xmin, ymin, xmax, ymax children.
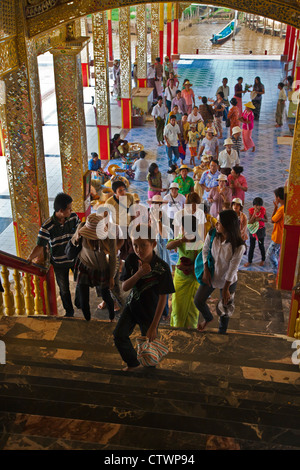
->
<box><xmin>210</xmin><ymin>20</ymin><xmax>236</xmax><ymax>45</ymax></box>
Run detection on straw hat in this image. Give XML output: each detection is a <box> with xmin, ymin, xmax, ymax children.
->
<box><xmin>78</xmin><ymin>214</ymin><xmax>107</xmax><ymax>240</ymax></box>
<box><xmin>201</xmin><ymin>155</ymin><xmax>210</xmax><ymax>162</ymax></box>
<box><xmin>245</xmin><ymin>102</ymin><xmax>256</xmax><ymax>109</ymax></box>
<box><xmin>183</xmin><ymin>80</ymin><xmax>193</xmax><ymax>87</ymax></box>
<box><xmin>217</xmin><ymin>174</ymin><xmax>228</xmax><ymax>181</ymax></box>
<box><xmin>232</xmin><ymin>126</ymin><xmax>242</xmax><ymax>135</ymax></box>
<box><xmin>224</xmin><ymin>138</ymin><xmax>233</xmax><ymax>146</ymax></box>
<box><xmin>133</xmin><ymin>193</ymin><xmax>140</xmax><ymax>203</ymax></box>
<box><xmin>232</xmin><ymin>197</ymin><xmax>243</xmax><ymax>206</ymax></box>
<box><xmin>169</xmin><ymin>182</ymin><xmax>179</xmax><ymax>190</ymax></box>
<box><xmin>179</xmin><ymin>164</ymin><xmax>192</xmax><ymax>172</ymax></box>
<box><xmin>107</xmin><ymin>164</ymin><xmax>121</xmax><ymax>176</ymax></box>
<box><xmin>147</xmin><ymin>195</ymin><xmax>168</xmax><ymax>204</ymax></box>
<box><xmin>190</xmin><ymin>122</ymin><xmax>197</xmax><ymax>127</ymax></box>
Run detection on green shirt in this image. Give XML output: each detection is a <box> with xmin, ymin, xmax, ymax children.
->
<box><xmin>174</xmin><ymin>175</ymin><xmax>194</xmax><ymax>195</ymax></box>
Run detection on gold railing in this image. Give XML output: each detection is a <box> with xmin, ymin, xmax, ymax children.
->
<box><xmin>0</xmin><ymin>250</ymin><xmax>57</xmax><ymax>317</ymax></box>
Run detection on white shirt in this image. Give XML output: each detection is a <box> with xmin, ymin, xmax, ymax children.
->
<box><xmin>165</xmin><ymin>85</ymin><xmax>178</xmax><ymax>102</ymax></box>
<box><xmin>152</xmin><ymin>103</ymin><xmax>168</xmax><ymax>119</ymax></box>
<box><xmin>187</xmin><ymin>112</ymin><xmax>203</xmax><ymax>123</ymax></box>
<box><xmin>217</xmin><ymin>85</ymin><xmax>230</xmax><ymax>101</ymax></box>
<box><xmin>202</xmin><ymin>232</ymin><xmax>245</xmax><ymax>288</ymax></box>
<box><xmin>163</xmin><ymin>122</ymin><xmax>181</xmax><ymax>146</ymax></box>
<box><xmin>278</xmin><ymin>88</ymin><xmax>287</xmax><ymax>101</ymax></box>
<box><xmin>147</xmin><ymin>66</ymin><xmax>156</xmax><ymax>79</ymax></box>
<box><xmin>218</xmin><ymin>148</ymin><xmax>240</xmax><ymax>168</ymax></box>
<box><xmin>163</xmin><ymin>192</ymin><xmax>186</xmax><ymax>219</ymax></box>
<box><xmin>131</xmin><ymin>158</ymin><xmax>149</xmax><ymax>180</ymax></box>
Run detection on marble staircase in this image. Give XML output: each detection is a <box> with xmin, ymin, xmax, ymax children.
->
<box><xmin>0</xmin><ymin>289</ymin><xmax>300</xmax><ymax>450</ymax></box>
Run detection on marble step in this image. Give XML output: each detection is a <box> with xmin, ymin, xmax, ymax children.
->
<box><xmin>0</xmin><ymin>375</ymin><xmax>300</xmax><ymax>430</ymax></box>
<box><xmin>1</xmin><ymin>411</ymin><xmax>297</xmax><ymax>451</ymax></box>
<box><xmin>1</xmin><ymin>386</ymin><xmax>300</xmax><ymax>448</ymax></box>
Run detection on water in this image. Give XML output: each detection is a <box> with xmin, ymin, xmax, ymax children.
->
<box><xmin>178</xmin><ymin>23</ymin><xmax>285</xmax><ymax>55</ymax></box>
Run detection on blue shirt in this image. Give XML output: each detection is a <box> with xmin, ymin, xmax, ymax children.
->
<box><xmin>199</xmin><ymin>170</ymin><xmax>220</xmax><ymax>200</ymax></box>
<box><xmin>88</xmin><ymin>158</ymin><xmax>101</xmax><ymax>171</ymax></box>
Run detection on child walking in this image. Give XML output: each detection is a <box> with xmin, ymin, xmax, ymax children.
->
<box><xmin>244</xmin><ymin>197</ymin><xmax>268</xmax><ymax>267</ymax></box>
<box><xmin>187</xmin><ymin>122</ymin><xmax>200</xmax><ymax>166</ymax></box>
<box><xmin>113</xmin><ymin>224</ymin><xmax>175</xmax><ymax>371</ymax></box>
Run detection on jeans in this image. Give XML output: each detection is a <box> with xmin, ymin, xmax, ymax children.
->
<box><xmin>77</xmin><ymin>284</ymin><xmax>114</xmax><ymax>321</ymax></box>
<box><xmin>166</xmin><ymin>146</ymin><xmax>180</xmax><ymax>166</ymax></box>
<box><xmin>194</xmin><ymin>282</ymin><xmax>237</xmax><ymax>334</ymax></box>
<box><xmin>54</xmin><ymin>265</ymin><xmax>75</xmax><ymax>316</ymax></box>
<box><xmin>266</xmin><ymin>241</ymin><xmax>281</xmax><ymax>274</ymax></box>
<box><xmin>113</xmin><ymin>305</ymin><xmax>154</xmax><ymax>367</ymax></box>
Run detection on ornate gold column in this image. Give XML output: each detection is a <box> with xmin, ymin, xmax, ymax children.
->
<box><xmin>277</xmin><ymin>94</ymin><xmax>300</xmax><ymax>336</ymax></box>
<box><xmin>151</xmin><ymin>4</ymin><xmax>160</xmax><ymax>64</ymax></box>
<box><xmin>136</xmin><ymin>4</ymin><xmax>147</xmax><ymax>88</ymax></box>
<box><xmin>51</xmin><ymin>36</ymin><xmax>90</xmax><ymax>219</ymax></box>
<box><xmin>0</xmin><ymin>3</ymin><xmax>49</xmax><ymax>258</ymax></box>
<box><xmin>92</xmin><ymin>11</ymin><xmax>111</xmax><ymax>160</ymax></box>
<box><xmin>119</xmin><ymin>7</ymin><xmax>132</xmax><ymax>129</ymax></box>
<box><xmin>80</xmin><ymin>17</ymin><xmax>90</xmax><ymax>87</ymax></box>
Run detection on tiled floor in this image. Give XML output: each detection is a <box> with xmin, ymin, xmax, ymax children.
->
<box><xmin>0</xmin><ymin>56</ymin><xmax>293</xmax><ymax>274</ymax></box>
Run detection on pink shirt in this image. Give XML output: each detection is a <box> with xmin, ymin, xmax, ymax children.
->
<box><xmin>181</xmin><ymin>88</ymin><xmax>195</xmax><ymax>106</ymax></box>
<box><xmin>249</xmin><ymin>207</ymin><xmax>266</xmax><ymax>229</ymax></box>
<box><xmin>228</xmin><ymin>174</ymin><xmax>248</xmax><ymax>203</ymax></box>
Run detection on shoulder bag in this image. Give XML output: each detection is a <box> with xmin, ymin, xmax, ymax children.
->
<box><xmin>194</xmin><ymin>228</ymin><xmax>216</xmax><ymax>285</ymax></box>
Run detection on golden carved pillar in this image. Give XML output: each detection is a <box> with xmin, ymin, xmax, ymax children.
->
<box><xmin>119</xmin><ymin>7</ymin><xmax>132</xmax><ymax>129</ymax></box>
<box><xmin>0</xmin><ymin>5</ymin><xmax>49</xmax><ymax>258</ymax></box>
<box><xmin>92</xmin><ymin>11</ymin><xmax>111</xmax><ymax>160</ymax></box>
<box><xmin>151</xmin><ymin>4</ymin><xmax>160</xmax><ymax>64</ymax></box>
<box><xmin>51</xmin><ymin>38</ymin><xmax>90</xmax><ymax>219</ymax></box>
<box><xmin>277</xmin><ymin>94</ymin><xmax>300</xmax><ymax>336</ymax></box>
<box><xmin>136</xmin><ymin>4</ymin><xmax>147</xmax><ymax>88</ymax></box>
<box><xmin>80</xmin><ymin>17</ymin><xmax>90</xmax><ymax>87</ymax></box>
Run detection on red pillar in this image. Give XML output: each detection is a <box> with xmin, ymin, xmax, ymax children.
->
<box><xmin>81</xmin><ymin>63</ymin><xmax>90</xmax><ymax>87</ymax></box>
<box><xmin>284</xmin><ymin>25</ymin><xmax>291</xmax><ymax>57</ymax></box>
<box><xmin>121</xmin><ymin>98</ymin><xmax>132</xmax><ymax>129</ymax></box>
<box><xmin>173</xmin><ymin>18</ymin><xmax>179</xmax><ymax>56</ymax></box>
<box><xmin>166</xmin><ymin>3</ymin><xmax>172</xmax><ymax>60</ymax></box>
<box><xmin>288</xmin><ymin>27</ymin><xmax>296</xmax><ymax>63</ymax></box>
<box><xmin>277</xmin><ymin>225</ymin><xmax>300</xmax><ymax>290</ymax></box>
<box><xmin>97</xmin><ymin>124</ymin><xmax>111</xmax><ymax>161</ymax></box>
<box><xmin>137</xmin><ymin>78</ymin><xmax>147</xmax><ymax>88</ymax></box>
<box><xmin>108</xmin><ymin>11</ymin><xmax>114</xmax><ymax>63</ymax></box>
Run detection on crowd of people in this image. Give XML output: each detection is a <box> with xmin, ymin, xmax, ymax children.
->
<box><xmin>27</xmin><ymin>58</ymin><xmax>288</xmax><ymax>372</ymax></box>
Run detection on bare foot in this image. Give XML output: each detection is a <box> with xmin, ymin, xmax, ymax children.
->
<box><xmin>98</xmin><ymin>301</ymin><xmax>106</xmax><ymax>309</ymax></box>
<box><xmin>197</xmin><ymin>320</ymin><xmax>212</xmax><ymax>331</ymax></box>
<box><xmin>123</xmin><ymin>364</ymin><xmax>143</xmax><ymax>372</ymax></box>
<box><xmin>244</xmin><ymin>262</ymin><xmax>251</xmax><ymax>267</ymax></box>
<box><xmin>252</xmin><ymin>146</ymin><xmax>255</xmax><ymax>152</ymax></box>
<box><xmin>259</xmin><ymin>261</ymin><xmax>265</xmax><ymax>266</ymax></box>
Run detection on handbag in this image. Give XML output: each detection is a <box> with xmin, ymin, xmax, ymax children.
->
<box><xmin>194</xmin><ymin>229</ymin><xmax>216</xmax><ymax>285</ymax></box>
<box><xmin>136</xmin><ymin>336</ymin><xmax>169</xmax><ymax>367</ymax></box>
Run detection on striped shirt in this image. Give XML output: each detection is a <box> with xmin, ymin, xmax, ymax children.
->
<box><xmin>37</xmin><ymin>212</ymin><xmax>80</xmax><ymax>267</ymax></box>
<box><xmin>231</xmin><ymin>134</ymin><xmax>243</xmax><ymax>156</ymax></box>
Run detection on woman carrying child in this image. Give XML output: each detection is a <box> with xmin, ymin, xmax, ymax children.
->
<box><xmin>244</xmin><ymin>197</ymin><xmax>268</xmax><ymax>267</ymax></box>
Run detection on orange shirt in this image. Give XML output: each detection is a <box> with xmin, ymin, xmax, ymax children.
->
<box><xmin>271</xmin><ymin>205</ymin><xmax>284</xmax><ymax>244</ymax></box>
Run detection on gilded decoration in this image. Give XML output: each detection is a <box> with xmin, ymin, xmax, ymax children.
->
<box><xmin>285</xmin><ymin>101</ymin><xmax>300</xmax><ymax>226</ymax></box>
<box><xmin>151</xmin><ymin>4</ymin><xmax>160</xmax><ymax>64</ymax></box>
<box><xmin>0</xmin><ymin>0</ymin><xmax>16</xmax><ymax>39</ymax></box>
<box><xmin>25</xmin><ymin>1</ymin><xmax>300</xmax><ymax>38</ymax></box>
<box><xmin>136</xmin><ymin>4</ymin><xmax>147</xmax><ymax>80</ymax></box>
<box><xmin>92</xmin><ymin>11</ymin><xmax>110</xmax><ymax>127</ymax></box>
<box><xmin>52</xmin><ymin>47</ymin><xmax>88</xmax><ymax>213</ymax></box>
<box><xmin>119</xmin><ymin>7</ymin><xmax>131</xmax><ymax>100</ymax></box>
<box><xmin>0</xmin><ymin>37</ymin><xmax>19</xmax><ymax>77</ymax></box>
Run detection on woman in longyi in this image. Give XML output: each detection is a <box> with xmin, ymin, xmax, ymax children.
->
<box><xmin>167</xmin><ymin>215</ymin><xmax>203</xmax><ymax>329</ymax></box>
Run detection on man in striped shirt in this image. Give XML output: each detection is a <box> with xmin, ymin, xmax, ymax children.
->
<box><xmin>28</xmin><ymin>193</ymin><xmax>81</xmax><ymax>317</ymax></box>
